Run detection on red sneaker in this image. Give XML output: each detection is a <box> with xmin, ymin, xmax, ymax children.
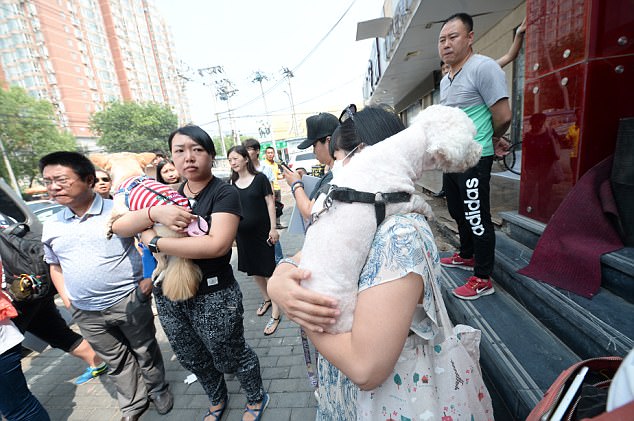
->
<box><xmin>452</xmin><ymin>276</ymin><xmax>495</xmax><ymax>300</ymax></box>
<box><xmin>440</xmin><ymin>253</ymin><xmax>475</xmax><ymax>270</ymax></box>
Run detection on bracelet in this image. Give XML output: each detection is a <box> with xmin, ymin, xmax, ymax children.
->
<box><xmin>147</xmin><ymin>206</ymin><xmax>155</xmax><ymax>223</ymax></box>
<box><xmin>291</xmin><ymin>180</ymin><xmax>304</xmax><ymax>190</ymax></box>
<box><xmin>277</xmin><ymin>257</ymin><xmax>299</xmax><ymax>267</ymax></box>
<box><xmin>291</xmin><ymin>181</ymin><xmax>305</xmax><ymax>196</ymax></box>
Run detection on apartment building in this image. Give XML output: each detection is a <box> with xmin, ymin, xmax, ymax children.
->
<box><xmin>0</xmin><ymin>0</ymin><xmax>189</xmax><ymax>144</ymax></box>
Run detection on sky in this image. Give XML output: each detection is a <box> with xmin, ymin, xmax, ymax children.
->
<box><xmin>153</xmin><ymin>0</ymin><xmax>384</xmax><ymax>142</ymax></box>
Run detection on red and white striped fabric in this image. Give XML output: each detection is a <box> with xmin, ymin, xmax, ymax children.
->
<box><xmin>117</xmin><ymin>176</ymin><xmax>190</xmax><ymax>211</ymax></box>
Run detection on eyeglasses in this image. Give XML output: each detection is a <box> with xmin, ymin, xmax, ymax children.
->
<box><xmin>339</xmin><ymin>104</ymin><xmax>357</xmax><ymax>124</ymax></box>
<box><xmin>97</xmin><ymin>177</ymin><xmax>111</xmax><ymax>183</ymax></box>
<box><xmin>43</xmin><ymin>177</ymin><xmax>78</xmax><ymax>188</ymax></box>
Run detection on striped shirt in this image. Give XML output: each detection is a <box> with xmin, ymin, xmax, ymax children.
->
<box><xmin>117</xmin><ymin>175</ymin><xmax>190</xmax><ymax>211</ymax></box>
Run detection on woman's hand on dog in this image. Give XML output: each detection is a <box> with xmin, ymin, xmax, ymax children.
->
<box><xmin>268</xmin><ymin>265</ymin><xmax>340</xmax><ymax>333</ymax></box>
<box><xmin>140</xmin><ymin>228</ymin><xmax>157</xmax><ymax>246</ymax></box>
<box><xmin>150</xmin><ymin>205</ymin><xmax>196</xmax><ymax>233</ymax></box>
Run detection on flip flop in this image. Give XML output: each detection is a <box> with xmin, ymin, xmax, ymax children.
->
<box><xmin>243</xmin><ymin>393</ymin><xmax>269</xmax><ymax>421</ymax></box>
<box><xmin>256</xmin><ymin>300</ymin><xmax>271</xmax><ymax>317</ymax></box>
<box><xmin>203</xmin><ymin>396</ymin><xmax>228</xmax><ymax>421</ymax></box>
<box><xmin>264</xmin><ymin>315</ymin><xmax>281</xmax><ymax>336</ymax></box>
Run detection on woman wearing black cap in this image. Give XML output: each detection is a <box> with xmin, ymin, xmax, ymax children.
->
<box><xmin>282</xmin><ymin>112</ymin><xmax>339</xmax><ymax>222</ymax></box>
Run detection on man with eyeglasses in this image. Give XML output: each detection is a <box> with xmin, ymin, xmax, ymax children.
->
<box><xmin>282</xmin><ymin>112</ymin><xmax>339</xmax><ymax>221</ymax></box>
<box><xmin>437</xmin><ymin>12</ymin><xmax>512</xmax><ymax>300</ymax></box>
<box><xmin>38</xmin><ymin>151</ymin><xmax>172</xmax><ymax>421</ymax></box>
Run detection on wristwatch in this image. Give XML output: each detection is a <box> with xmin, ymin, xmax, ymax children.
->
<box><xmin>148</xmin><ymin>236</ymin><xmax>162</xmax><ymax>253</ymax></box>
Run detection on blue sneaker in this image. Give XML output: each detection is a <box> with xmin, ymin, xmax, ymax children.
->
<box><xmin>74</xmin><ymin>363</ymin><xmax>108</xmax><ymax>385</ymax></box>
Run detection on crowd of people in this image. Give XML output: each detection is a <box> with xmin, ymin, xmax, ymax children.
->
<box><xmin>2</xmin><ymin>11</ymin><xmax>527</xmax><ymax>421</ymax></box>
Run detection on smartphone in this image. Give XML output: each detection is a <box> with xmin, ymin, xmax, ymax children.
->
<box><xmin>279</xmin><ymin>161</ymin><xmax>293</xmax><ymax>172</ymax></box>
<box><xmin>266</xmin><ymin>238</ymin><xmax>274</xmax><ymax>247</ymax></box>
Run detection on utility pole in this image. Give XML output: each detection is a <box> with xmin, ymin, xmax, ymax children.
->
<box><xmin>197</xmin><ymin>66</ymin><xmax>227</xmax><ymax>156</ymax></box>
<box><xmin>282</xmin><ymin>67</ymin><xmax>299</xmax><ymax>137</ymax></box>
<box><xmin>215</xmin><ymin>78</ymin><xmax>239</xmax><ymax>147</ymax></box>
<box><xmin>0</xmin><ymin>137</ymin><xmax>21</xmax><ymax>195</ymax></box>
<box><xmin>252</xmin><ymin>71</ymin><xmax>276</xmax><ymax>155</ymax></box>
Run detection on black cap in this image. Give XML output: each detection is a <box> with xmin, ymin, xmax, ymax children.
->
<box><xmin>298</xmin><ymin>113</ymin><xmax>339</xmax><ymax>149</ymax></box>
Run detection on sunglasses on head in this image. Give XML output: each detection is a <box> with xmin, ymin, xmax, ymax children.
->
<box><xmin>339</xmin><ymin>104</ymin><xmax>357</xmax><ymax>124</ymax></box>
<box><xmin>97</xmin><ymin>177</ymin><xmax>110</xmax><ymax>182</ymax></box>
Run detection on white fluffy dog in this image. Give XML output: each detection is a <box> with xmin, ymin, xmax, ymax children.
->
<box><xmin>300</xmin><ymin>105</ymin><xmax>481</xmax><ymax>333</ymax></box>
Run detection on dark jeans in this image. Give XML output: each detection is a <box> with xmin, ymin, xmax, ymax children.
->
<box><xmin>274</xmin><ymin>240</ymin><xmax>283</xmax><ymax>264</ymax></box>
<box><xmin>0</xmin><ymin>344</ymin><xmax>50</xmax><ymax>421</ymax></box>
<box><xmin>13</xmin><ymin>297</ymin><xmax>83</xmax><ymax>352</ymax></box>
<box><xmin>444</xmin><ymin>156</ymin><xmax>495</xmax><ymax>278</ymax></box>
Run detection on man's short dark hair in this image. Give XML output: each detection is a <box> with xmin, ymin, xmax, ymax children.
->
<box><xmin>265</xmin><ymin>146</ymin><xmax>275</xmax><ymax>152</ymax></box>
<box><xmin>442</xmin><ymin>12</ymin><xmax>473</xmax><ymax>33</ymax></box>
<box><xmin>243</xmin><ymin>138</ymin><xmax>261</xmax><ymax>151</ymax></box>
<box><xmin>39</xmin><ymin>151</ymin><xmax>96</xmax><ymax>186</ymax></box>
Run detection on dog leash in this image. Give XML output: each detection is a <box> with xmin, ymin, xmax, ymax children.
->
<box><xmin>301</xmin><ymin>327</ymin><xmax>318</xmax><ymax>389</ymax></box>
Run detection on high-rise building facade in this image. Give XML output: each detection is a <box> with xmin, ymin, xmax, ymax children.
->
<box><xmin>0</xmin><ymin>0</ymin><xmax>189</xmax><ymax>143</ymax></box>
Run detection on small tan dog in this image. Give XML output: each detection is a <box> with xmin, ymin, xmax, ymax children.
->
<box><xmin>89</xmin><ymin>152</ymin><xmax>202</xmax><ymax>301</ymax></box>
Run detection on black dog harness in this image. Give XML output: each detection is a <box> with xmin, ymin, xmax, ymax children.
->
<box><xmin>311</xmin><ymin>185</ymin><xmax>411</xmax><ymax>226</ymax></box>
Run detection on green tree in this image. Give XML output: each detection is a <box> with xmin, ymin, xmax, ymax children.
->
<box><xmin>90</xmin><ymin>101</ymin><xmax>178</xmax><ymax>153</ymax></box>
<box><xmin>0</xmin><ymin>86</ymin><xmax>77</xmax><ymax>189</ymax></box>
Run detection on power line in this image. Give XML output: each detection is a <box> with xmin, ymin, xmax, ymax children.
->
<box><xmin>211</xmin><ymin>0</ymin><xmax>357</xmax><ymax>114</ymax></box>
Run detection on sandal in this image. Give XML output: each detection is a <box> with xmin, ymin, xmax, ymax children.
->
<box><xmin>203</xmin><ymin>396</ymin><xmax>228</xmax><ymax>421</ymax></box>
<box><xmin>243</xmin><ymin>393</ymin><xmax>269</xmax><ymax>421</ymax></box>
<box><xmin>256</xmin><ymin>300</ymin><xmax>271</xmax><ymax>317</ymax></box>
<box><xmin>264</xmin><ymin>315</ymin><xmax>281</xmax><ymax>336</ymax></box>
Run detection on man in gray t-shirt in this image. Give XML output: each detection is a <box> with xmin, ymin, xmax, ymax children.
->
<box><xmin>437</xmin><ymin>13</ymin><xmax>512</xmax><ymax>301</ymax></box>
<box><xmin>40</xmin><ymin>151</ymin><xmax>172</xmax><ymax>420</ymax></box>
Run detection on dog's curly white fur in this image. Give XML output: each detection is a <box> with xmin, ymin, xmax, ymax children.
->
<box><xmin>89</xmin><ymin>152</ymin><xmax>202</xmax><ymax>301</ymax></box>
<box><xmin>300</xmin><ymin>105</ymin><xmax>481</xmax><ymax>333</ymax></box>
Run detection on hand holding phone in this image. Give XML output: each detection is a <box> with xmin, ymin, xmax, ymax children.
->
<box><xmin>279</xmin><ymin>161</ymin><xmax>293</xmax><ymax>172</ymax></box>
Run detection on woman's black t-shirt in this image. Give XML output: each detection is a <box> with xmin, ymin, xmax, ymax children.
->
<box><xmin>178</xmin><ymin>176</ymin><xmax>242</xmax><ymax>292</ymax></box>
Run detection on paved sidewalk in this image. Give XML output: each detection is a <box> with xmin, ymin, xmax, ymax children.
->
<box><xmin>21</xmin><ymin>186</ymin><xmax>315</xmax><ymax>421</ymax></box>
<box><xmin>20</xmin><ymin>181</ymin><xmax>466</xmax><ymax>420</ymax></box>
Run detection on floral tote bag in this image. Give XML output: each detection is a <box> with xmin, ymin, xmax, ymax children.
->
<box><xmin>357</xmin><ymin>249</ymin><xmax>494</xmax><ymax>421</ymax></box>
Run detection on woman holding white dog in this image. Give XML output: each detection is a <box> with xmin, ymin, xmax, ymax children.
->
<box><xmin>112</xmin><ymin>125</ymin><xmax>269</xmax><ymax>421</ymax></box>
<box><xmin>227</xmin><ymin>145</ymin><xmax>281</xmax><ymax>336</ymax></box>
<box><xmin>268</xmin><ymin>105</ymin><xmax>491</xmax><ymax>420</ymax></box>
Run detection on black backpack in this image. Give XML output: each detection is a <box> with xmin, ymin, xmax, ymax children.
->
<box><xmin>0</xmin><ymin>223</ymin><xmax>52</xmax><ymax>301</ymax></box>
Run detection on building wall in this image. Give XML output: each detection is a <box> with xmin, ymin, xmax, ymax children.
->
<box><xmin>0</xmin><ymin>0</ymin><xmax>189</xmax><ymax>141</ymax></box>
<box><xmin>473</xmin><ymin>4</ymin><xmax>526</xmax><ymax>99</ymax></box>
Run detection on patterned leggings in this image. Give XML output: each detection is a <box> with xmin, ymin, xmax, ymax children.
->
<box><xmin>154</xmin><ymin>281</ymin><xmax>264</xmax><ymax>405</ymax></box>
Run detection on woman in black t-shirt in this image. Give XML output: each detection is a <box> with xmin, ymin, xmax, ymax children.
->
<box><xmin>228</xmin><ymin>145</ymin><xmax>281</xmax><ymax>336</ymax></box>
<box><xmin>112</xmin><ymin>126</ymin><xmax>269</xmax><ymax>421</ymax></box>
